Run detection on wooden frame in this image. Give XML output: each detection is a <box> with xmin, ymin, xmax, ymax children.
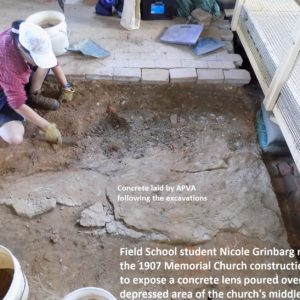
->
<box><xmin>231</xmin><ymin>0</ymin><xmax>246</xmax><ymax>31</ymax></box>
<box><xmin>263</xmin><ymin>18</ymin><xmax>300</xmax><ymax>111</ymax></box>
<box><xmin>232</xmin><ymin>0</ymin><xmax>300</xmax><ymax>170</ymax></box>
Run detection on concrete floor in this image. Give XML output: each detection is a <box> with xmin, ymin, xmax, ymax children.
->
<box><xmin>0</xmin><ymin>0</ymin><xmax>250</xmax><ymax>84</ymax></box>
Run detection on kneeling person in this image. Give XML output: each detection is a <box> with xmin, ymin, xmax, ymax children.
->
<box><xmin>0</xmin><ymin>20</ymin><xmax>72</xmax><ymax>145</ymax></box>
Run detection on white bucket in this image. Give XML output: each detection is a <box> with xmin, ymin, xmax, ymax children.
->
<box><xmin>64</xmin><ymin>287</ymin><xmax>117</xmax><ymax>300</ymax></box>
<box><xmin>26</xmin><ymin>10</ymin><xmax>69</xmax><ymax>56</ymax></box>
<box><xmin>0</xmin><ymin>245</ymin><xmax>29</xmax><ymax>300</ymax></box>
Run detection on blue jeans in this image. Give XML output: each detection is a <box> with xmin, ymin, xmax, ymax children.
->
<box><xmin>0</xmin><ymin>90</ymin><xmax>24</xmax><ymax>127</ymax></box>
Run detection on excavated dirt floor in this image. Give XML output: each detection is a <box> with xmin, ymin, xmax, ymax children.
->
<box><xmin>0</xmin><ymin>82</ymin><xmax>299</xmax><ymax>299</ymax></box>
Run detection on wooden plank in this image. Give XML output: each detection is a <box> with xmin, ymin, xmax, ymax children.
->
<box><xmin>236</xmin><ymin>26</ymin><xmax>269</xmax><ymax>93</ymax></box>
<box><xmin>225</xmin><ymin>9</ymin><xmax>235</xmax><ymax>18</ymax></box>
<box><xmin>231</xmin><ymin>0</ymin><xmax>245</xmax><ymax>31</ymax></box>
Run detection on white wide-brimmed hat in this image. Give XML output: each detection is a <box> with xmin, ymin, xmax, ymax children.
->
<box><xmin>19</xmin><ymin>21</ymin><xmax>57</xmax><ymax>68</ymax></box>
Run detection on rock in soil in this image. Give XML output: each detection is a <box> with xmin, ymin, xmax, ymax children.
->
<box><xmin>79</xmin><ymin>202</ymin><xmax>106</xmax><ymax>227</ymax></box>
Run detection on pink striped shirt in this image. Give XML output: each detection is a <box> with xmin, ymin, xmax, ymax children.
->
<box><xmin>0</xmin><ymin>29</ymin><xmax>31</xmax><ymax>109</ymax></box>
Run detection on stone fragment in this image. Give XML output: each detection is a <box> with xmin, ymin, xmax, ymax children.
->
<box><xmin>278</xmin><ymin>161</ymin><xmax>293</xmax><ymax>176</ymax></box>
<box><xmin>142</xmin><ymin>69</ymin><xmax>169</xmax><ymax>84</ymax></box>
<box><xmin>0</xmin><ymin>171</ymin><xmax>107</xmax><ymax>217</ymax></box>
<box><xmin>13</xmin><ymin>196</ymin><xmax>56</xmax><ymax>218</ymax></box>
<box><xmin>224</xmin><ymin>69</ymin><xmax>251</xmax><ymax>85</ymax></box>
<box><xmin>169</xmin><ymin>68</ymin><xmax>197</xmax><ymax>83</ymax></box>
<box><xmin>80</xmin><ymin>203</ymin><xmax>106</xmax><ymax>227</ymax></box>
<box><xmin>106</xmin><ymin>221</ymin><xmax>117</xmax><ymax>234</ymax></box>
<box><xmin>197</xmin><ymin>69</ymin><xmax>224</xmax><ymax>84</ymax></box>
<box><xmin>191</xmin><ymin>8</ymin><xmax>212</xmax><ymax>27</ymax></box>
<box><xmin>49</xmin><ymin>232</ymin><xmax>60</xmax><ymax>244</ymax></box>
<box><xmin>219</xmin><ymin>29</ymin><xmax>234</xmax><ymax>41</ymax></box>
<box><xmin>214</xmin><ymin>19</ymin><xmax>231</xmax><ymax>30</ymax></box>
<box><xmin>223</xmin><ymin>41</ymin><xmax>234</xmax><ymax>53</ymax></box>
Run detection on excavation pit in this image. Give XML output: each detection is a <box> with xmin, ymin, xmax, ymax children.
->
<box><xmin>0</xmin><ymin>83</ymin><xmax>257</xmax><ymax>175</ymax></box>
<box><xmin>0</xmin><ymin>81</ymin><xmax>294</xmax><ymax>299</ymax></box>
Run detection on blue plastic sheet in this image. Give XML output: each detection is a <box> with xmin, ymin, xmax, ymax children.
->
<box><xmin>160</xmin><ymin>24</ymin><xmax>204</xmax><ymax>45</ymax></box>
<box><xmin>193</xmin><ymin>38</ymin><xmax>224</xmax><ymax>55</ymax></box>
<box><xmin>68</xmin><ymin>39</ymin><xmax>110</xmax><ymax>59</ymax></box>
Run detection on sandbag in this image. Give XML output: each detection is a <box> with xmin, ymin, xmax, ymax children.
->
<box><xmin>256</xmin><ymin>106</ymin><xmax>288</xmax><ymax>154</ymax></box>
<box><xmin>120</xmin><ymin>0</ymin><xmax>141</xmax><ymax>30</ymax></box>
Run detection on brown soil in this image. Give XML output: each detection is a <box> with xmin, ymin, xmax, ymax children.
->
<box><xmin>0</xmin><ymin>82</ymin><xmax>257</xmax><ymax>176</ymax></box>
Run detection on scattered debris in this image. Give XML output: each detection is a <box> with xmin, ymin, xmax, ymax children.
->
<box><xmin>49</xmin><ymin>230</ymin><xmax>60</xmax><ymax>244</ymax></box>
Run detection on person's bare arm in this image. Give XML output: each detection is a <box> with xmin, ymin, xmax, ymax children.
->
<box><xmin>15</xmin><ymin>104</ymin><xmax>49</xmax><ymax>129</ymax></box>
<box><xmin>52</xmin><ymin>65</ymin><xmax>68</xmax><ymax>87</ymax></box>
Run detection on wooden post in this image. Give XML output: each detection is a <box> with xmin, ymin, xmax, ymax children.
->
<box><xmin>231</xmin><ymin>0</ymin><xmax>246</xmax><ymax>31</ymax></box>
<box><xmin>264</xmin><ymin>19</ymin><xmax>300</xmax><ymax>111</ymax></box>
